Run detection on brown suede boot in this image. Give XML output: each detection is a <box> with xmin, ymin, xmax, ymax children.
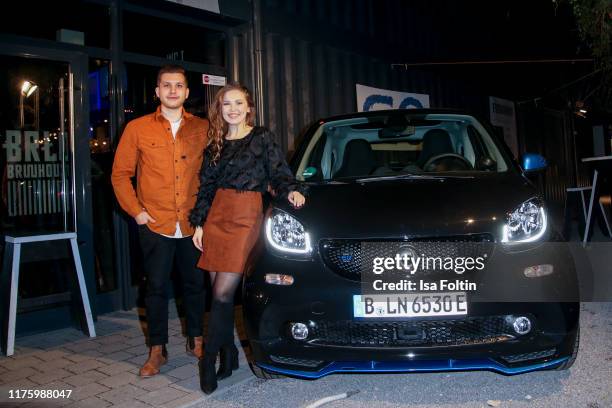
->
<box><xmin>139</xmin><ymin>345</ymin><xmax>168</xmax><ymax>378</ymax></box>
<box><xmin>186</xmin><ymin>336</ymin><xmax>204</xmax><ymax>359</ymax></box>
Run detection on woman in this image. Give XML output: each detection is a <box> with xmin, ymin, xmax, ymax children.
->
<box><xmin>189</xmin><ymin>83</ymin><xmax>305</xmax><ymax>394</ymax></box>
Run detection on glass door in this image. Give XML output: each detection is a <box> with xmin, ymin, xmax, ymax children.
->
<box><xmin>0</xmin><ymin>47</ymin><xmax>94</xmax><ymax>335</ymax></box>
<box><xmin>0</xmin><ymin>55</ymin><xmax>75</xmax><ymax>235</ymax></box>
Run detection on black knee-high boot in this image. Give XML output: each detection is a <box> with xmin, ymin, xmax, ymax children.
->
<box><xmin>199</xmin><ymin>300</ymin><xmax>234</xmax><ymax>394</ymax></box>
<box><xmin>217</xmin><ymin>305</ymin><xmax>239</xmax><ymax>380</ymax></box>
<box><xmin>198</xmin><ymin>353</ymin><xmax>217</xmax><ymax>395</ymax></box>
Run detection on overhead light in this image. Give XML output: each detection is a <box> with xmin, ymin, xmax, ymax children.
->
<box><xmin>21</xmin><ymin>80</ymin><xmax>38</xmax><ymax>97</ymax></box>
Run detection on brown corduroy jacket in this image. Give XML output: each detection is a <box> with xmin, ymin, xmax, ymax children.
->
<box><xmin>111</xmin><ymin>106</ymin><xmax>208</xmax><ymax>236</ymax></box>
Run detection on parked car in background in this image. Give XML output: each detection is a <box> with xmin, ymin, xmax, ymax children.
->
<box><xmin>243</xmin><ymin>109</ymin><xmax>579</xmax><ymax>379</ymax></box>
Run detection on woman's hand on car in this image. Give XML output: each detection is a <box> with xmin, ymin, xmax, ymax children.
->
<box><xmin>192</xmin><ymin>226</ymin><xmax>204</xmax><ymax>251</ymax></box>
<box><xmin>288</xmin><ymin>191</ymin><xmax>305</xmax><ymax>208</ymax></box>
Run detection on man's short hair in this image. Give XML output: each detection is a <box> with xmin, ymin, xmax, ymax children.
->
<box><xmin>157</xmin><ymin>65</ymin><xmax>188</xmax><ymax>86</ymax></box>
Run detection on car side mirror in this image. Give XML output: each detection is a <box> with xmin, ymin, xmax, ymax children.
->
<box><xmin>521</xmin><ymin>153</ymin><xmax>547</xmax><ymax>173</ymax></box>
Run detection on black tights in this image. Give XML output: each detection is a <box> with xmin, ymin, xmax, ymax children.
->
<box><xmin>209</xmin><ymin>272</ymin><xmax>242</xmax><ymax>303</ymax></box>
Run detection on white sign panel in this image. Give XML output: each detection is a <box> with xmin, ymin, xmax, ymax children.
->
<box><xmin>356</xmin><ymin>84</ymin><xmax>430</xmax><ymax>112</ymax></box>
<box><xmin>489</xmin><ymin>96</ymin><xmax>518</xmax><ymax>158</ymax></box>
<box><xmin>202</xmin><ymin>74</ymin><xmax>226</xmax><ymax>86</ymax></box>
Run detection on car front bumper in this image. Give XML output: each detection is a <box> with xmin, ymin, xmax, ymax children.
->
<box><xmin>243</xmin><ymin>241</ymin><xmax>580</xmax><ymax>378</ymax></box>
<box><xmin>255</xmin><ymin>356</ymin><xmax>570</xmax><ymax>379</ymax></box>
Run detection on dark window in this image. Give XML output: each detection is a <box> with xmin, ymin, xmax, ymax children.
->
<box><xmin>89</xmin><ymin>58</ymin><xmax>117</xmax><ymax>293</ymax></box>
<box><xmin>123</xmin><ymin>12</ymin><xmax>226</xmax><ymax>66</ymax></box>
<box><xmin>0</xmin><ymin>0</ymin><xmax>110</xmax><ymax>48</ymax></box>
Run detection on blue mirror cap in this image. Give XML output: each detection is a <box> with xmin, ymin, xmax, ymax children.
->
<box><xmin>522</xmin><ymin>153</ymin><xmax>547</xmax><ymax>172</ymax></box>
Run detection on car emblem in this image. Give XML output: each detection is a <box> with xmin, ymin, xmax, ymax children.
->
<box><xmin>340</xmin><ymin>254</ymin><xmax>353</xmax><ymax>262</ymax></box>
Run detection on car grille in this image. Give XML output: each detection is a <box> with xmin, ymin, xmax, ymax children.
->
<box><xmin>309</xmin><ymin>316</ymin><xmax>514</xmax><ymax>347</ymax></box>
<box><xmin>500</xmin><ymin>348</ymin><xmax>556</xmax><ymax>364</ymax></box>
<box><xmin>269</xmin><ymin>355</ymin><xmax>324</xmax><ymax>368</ymax></box>
<box><xmin>320</xmin><ymin>235</ymin><xmax>495</xmax><ymax>281</ymax></box>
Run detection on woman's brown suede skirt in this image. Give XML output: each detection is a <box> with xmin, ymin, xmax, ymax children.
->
<box><xmin>198</xmin><ymin>188</ymin><xmax>263</xmax><ymax>274</ymax></box>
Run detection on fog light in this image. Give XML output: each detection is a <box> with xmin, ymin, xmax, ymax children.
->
<box><xmin>513</xmin><ymin>316</ymin><xmax>532</xmax><ymax>335</ymax></box>
<box><xmin>290</xmin><ymin>322</ymin><xmax>309</xmax><ymax>340</ymax></box>
<box><xmin>265</xmin><ymin>274</ymin><xmax>294</xmax><ymax>285</ymax></box>
<box><xmin>524</xmin><ymin>264</ymin><xmax>554</xmax><ymax>278</ymax></box>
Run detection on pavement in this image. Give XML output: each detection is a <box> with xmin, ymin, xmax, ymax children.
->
<box><xmin>0</xmin><ymin>305</ymin><xmax>251</xmax><ymax>408</ymax></box>
<box><xmin>188</xmin><ymin>302</ymin><xmax>612</xmax><ymax>408</ymax></box>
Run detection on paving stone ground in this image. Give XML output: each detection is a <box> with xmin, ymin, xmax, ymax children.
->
<box><xmin>0</xmin><ymin>305</ymin><xmax>249</xmax><ymax>407</ymax></box>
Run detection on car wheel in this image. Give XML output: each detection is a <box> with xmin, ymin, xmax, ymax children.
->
<box><xmin>249</xmin><ymin>362</ymin><xmax>285</xmax><ymax>379</ymax></box>
<box><xmin>556</xmin><ymin>326</ymin><xmax>580</xmax><ymax>370</ymax></box>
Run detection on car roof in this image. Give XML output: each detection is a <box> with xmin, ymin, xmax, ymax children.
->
<box><xmin>316</xmin><ymin>108</ymin><xmax>472</xmax><ymax>123</ymax></box>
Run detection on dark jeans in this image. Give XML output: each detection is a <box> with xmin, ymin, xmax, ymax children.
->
<box><xmin>139</xmin><ymin>225</ymin><xmax>205</xmax><ymax>346</ymax></box>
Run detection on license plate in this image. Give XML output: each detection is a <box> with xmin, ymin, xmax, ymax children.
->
<box><xmin>353</xmin><ymin>292</ymin><xmax>468</xmax><ymax>318</ymax></box>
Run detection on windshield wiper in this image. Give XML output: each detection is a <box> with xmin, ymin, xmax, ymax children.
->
<box><xmin>309</xmin><ymin>179</ymin><xmax>349</xmax><ymax>185</ymax></box>
<box><xmin>356</xmin><ymin>173</ymin><xmax>474</xmax><ymax>182</ymax></box>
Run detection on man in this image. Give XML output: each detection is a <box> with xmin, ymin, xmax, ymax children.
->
<box><xmin>112</xmin><ymin>65</ymin><xmax>208</xmax><ymax>377</ymax></box>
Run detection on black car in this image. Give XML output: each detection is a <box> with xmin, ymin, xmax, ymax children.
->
<box><xmin>243</xmin><ymin>109</ymin><xmax>579</xmax><ymax>379</ymax></box>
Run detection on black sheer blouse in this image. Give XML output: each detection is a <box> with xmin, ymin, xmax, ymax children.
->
<box><xmin>189</xmin><ymin>126</ymin><xmax>300</xmax><ymax>227</ymax></box>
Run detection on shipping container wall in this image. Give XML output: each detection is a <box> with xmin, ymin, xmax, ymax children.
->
<box><xmin>229</xmin><ymin>24</ymin><xmax>254</xmax><ymax>91</ymax></box>
<box><xmin>231</xmin><ymin>31</ymin><xmax>490</xmax><ymax>152</ymax></box>
<box><xmin>230</xmin><ymin>30</ymin><xmax>575</xmax><ymax>216</ymax></box>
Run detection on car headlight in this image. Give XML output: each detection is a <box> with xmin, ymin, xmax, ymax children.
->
<box><xmin>501</xmin><ymin>198</ymin><xmax>547</xmax><ymax>244</ymax></box>
<box><xmin>265</xmin><ymin>210</ymin><xmax>312</xmax><ymax>254</ymax></box>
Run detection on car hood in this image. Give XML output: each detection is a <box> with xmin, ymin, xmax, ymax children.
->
<box><xmin>275</xmin><ymin>173</ymin><xmax>537</xmax><ymax>240</ymax></box>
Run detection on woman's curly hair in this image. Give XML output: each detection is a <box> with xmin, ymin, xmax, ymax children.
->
<box><xmin>207</xmin><ymin>82</ymin><xmax>256</xmax><ymax>165</ymax></box>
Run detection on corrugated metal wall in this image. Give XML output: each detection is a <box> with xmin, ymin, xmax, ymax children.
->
<box><xmin>231</xmin><ymin>30</ymin><xmax>490</xmax><ymax>152</ymax></box>
<box><xmin>229</xmin><ymin>30</ymin><xmax>576</xmax><ymax>215</ymax></box>
<box><xmin>229</xmin><ymin>23</ymin><xmax>254</xmax><ymax>91</ymax></box>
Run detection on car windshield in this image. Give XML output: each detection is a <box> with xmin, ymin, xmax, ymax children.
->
<box><xmin>295</xmin><ymin>113</ymin><xmax>510</xmax><ymax>182</ymax></box>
